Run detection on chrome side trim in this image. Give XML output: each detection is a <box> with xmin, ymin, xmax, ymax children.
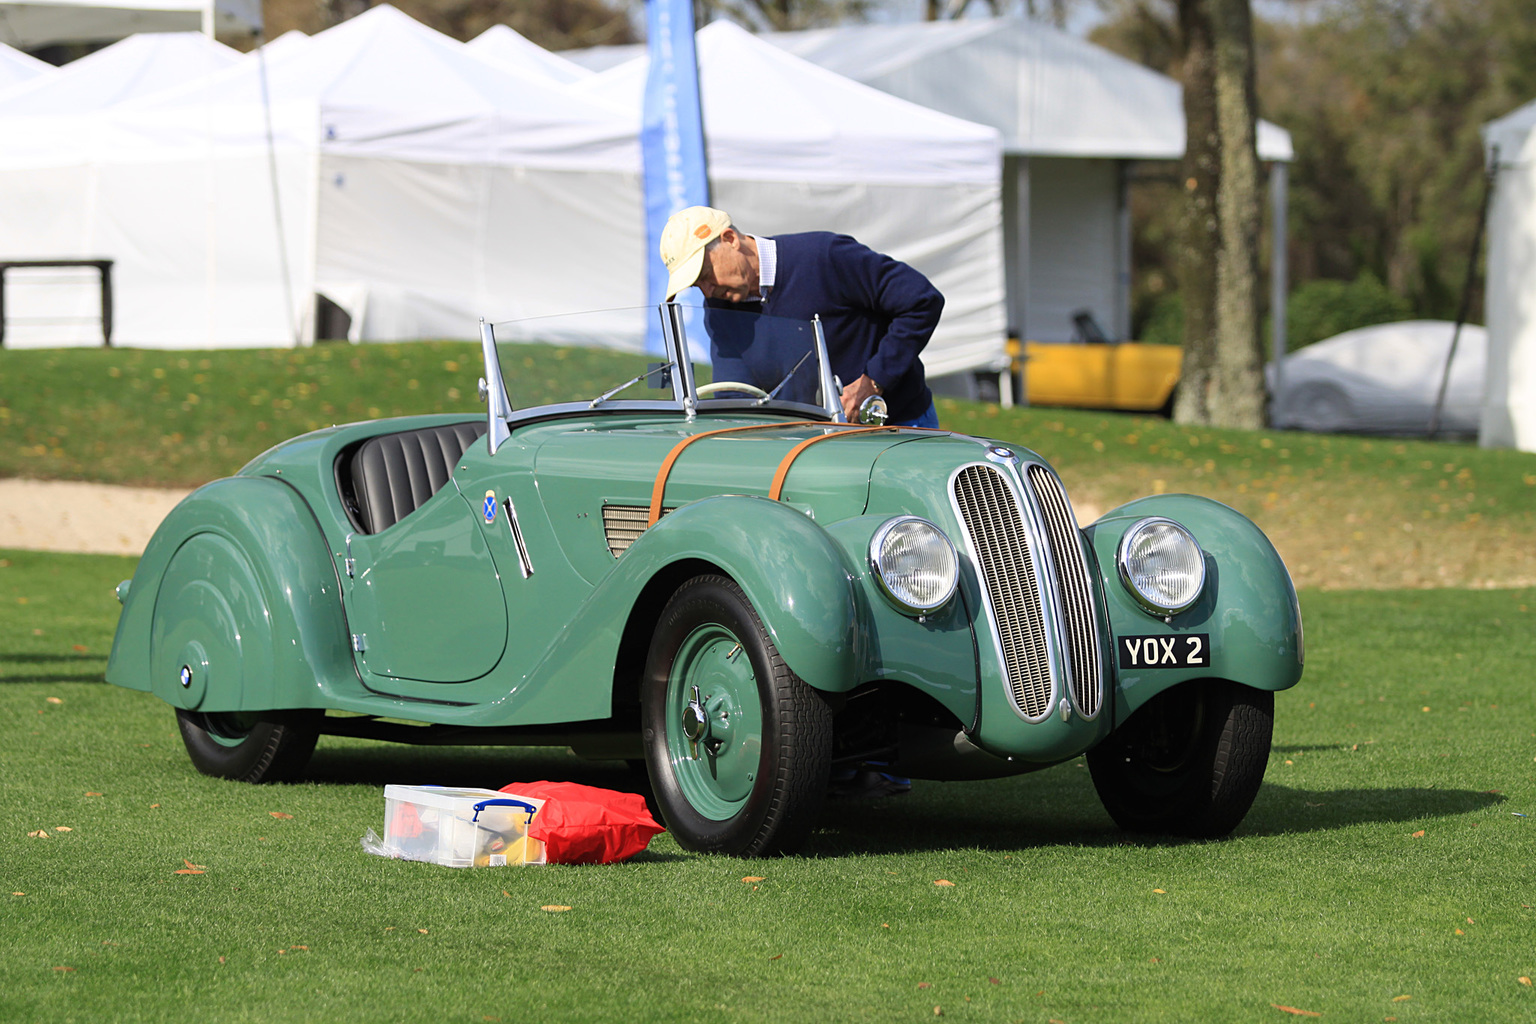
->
<box><xmin>502</xmin><ymin>498</ymin><xmax>533</xmax><ymax>578</ymax></box>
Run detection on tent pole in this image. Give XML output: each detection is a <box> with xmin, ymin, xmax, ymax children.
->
<box><xmin>202</xmin><ymin>0</ymin><xmax>215</xmax><ymax>38</ymax></box>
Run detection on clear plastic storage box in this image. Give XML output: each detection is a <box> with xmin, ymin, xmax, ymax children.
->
<box><xmin>377</xmin><ymin>785</ymin><xmax>547</xmax><ymax>867</ymax></box>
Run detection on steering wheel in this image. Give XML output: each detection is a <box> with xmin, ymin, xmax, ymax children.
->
<box><xmin>697</xmin><ymin>381</ymin><xmax>771</xmax><ymax>400</ymax></box>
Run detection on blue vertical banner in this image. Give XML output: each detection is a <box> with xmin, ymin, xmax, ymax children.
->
<box><xmin>642</xmin><ymin>0</ymin><xmax>709</xmax><ymax>347</ymax></box>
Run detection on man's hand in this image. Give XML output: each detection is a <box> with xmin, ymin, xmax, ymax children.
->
<box><xmin>840</xmin><ymin>374</ymin><xmax>880</xmax><ymax>422</ymax></box>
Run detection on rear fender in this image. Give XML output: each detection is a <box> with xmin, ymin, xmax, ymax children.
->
<box><xmin>1083</xmin><ymin>494</ymin><xmax>1303</xmax><ymax>727</ymax></box>
<box><xmin>107</xmin><ymin>477</ymin><xmax>353</xmax><ymax>711</ymax></box>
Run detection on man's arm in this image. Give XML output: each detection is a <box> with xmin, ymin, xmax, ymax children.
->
<box><xmin>828</xmin><ymin>234</ymin><xmax>944</xmax><ymax>391</ymax></box>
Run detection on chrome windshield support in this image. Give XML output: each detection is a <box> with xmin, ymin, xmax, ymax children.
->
<box><xmin>478</xmin><ymin>318</ymin><xmax>513</xmax><ymax>455</ymax></box>
<box><xmin>664</xmin><ymin>302</ymin><xmax>698</xmax><ymax>420</ymax></box>
<box><xmin>812</xmin><ymin>314</ymin><xmax>845</xmax><ymax>422</ymax></box>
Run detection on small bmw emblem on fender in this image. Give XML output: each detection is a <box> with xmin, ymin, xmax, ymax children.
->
<box><xmin>1118</xmin><ymin>634</ymin><xmax>1211</xmax><ymax>669</ymax></box>
<box><xmin>483</xmin><ymin>490</ymin><xmax>497</xmax><ymax>524</ymax></box>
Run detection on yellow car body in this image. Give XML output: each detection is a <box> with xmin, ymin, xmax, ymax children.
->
<box><xmin>1024</xmin><ymin>341</ymin><xmax>1181</xmax><ymax>413</ymax></box>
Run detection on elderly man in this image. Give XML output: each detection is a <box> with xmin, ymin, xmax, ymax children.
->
<box><xmin>660</xmin><ymin>206</ymin><xmax>943</xmax><ymax>428</ymax></box>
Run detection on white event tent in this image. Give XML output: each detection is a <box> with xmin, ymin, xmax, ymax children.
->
<box><xmin>0</xmin><ymin>0</ymin><xmax>260</xmax><ymax>48</ymax></box>
<box><xmin>0</xmin><ymin>31</ymin><xmax>238</xmax><ymax>114</ymax></box>
<box><xmin>1480</xmin><ymin>101</ymin><xmax>1536</xmax><ymax>452</ymax></box>
<box><xmin>0</xmin><ymin>6</ymin><xmax>640</xmax><ymax>348</ymax></box>
<box><xmin>574</xmin><ymin>20</ymin><xmax>1006</xmax><ymax>375</ymax></box>
<box><xmin>758</xmin><ymin>18</ymin><xmax>1295</xmax><ymax>349</ymax></box>
<box><xmin>466</xmin><ymin>24</ymin><xmax>594</xmax><ymax>84</ymax></box>
<box><xmin>0</xmin><ymin>39</ymin><xmax>54</xmax><ymax>88</ymax></box>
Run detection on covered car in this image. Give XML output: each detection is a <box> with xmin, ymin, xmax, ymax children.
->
<box><xmin>1267</xmin><ymin>320</ymin><xmax>1486</xmax><ymax>436</ymax></box>
<box><xmin>107</xmin><ymin>302</ymin><xmax>1302</xmax><ymax>856</ymax></box>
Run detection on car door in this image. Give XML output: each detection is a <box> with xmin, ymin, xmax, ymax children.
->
<box><xmin>342</xmin><ymin>478</ymin><xmax>509</xmax><ymax>687</ymax></box>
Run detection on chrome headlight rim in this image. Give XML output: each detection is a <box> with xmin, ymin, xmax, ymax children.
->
<box><xmin>868</xmin><ymin>515</ymin><xmax>959</xmax><ymax>615</ymax></box>
<box><xmin>1115</xmin><ymin>516</ymin><xmax>1206</xmax><ymax>617</ymax></box>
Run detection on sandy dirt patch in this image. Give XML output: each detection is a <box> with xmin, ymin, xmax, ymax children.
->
<box><xmin>0</xmin><ymin>479</ymin><xmax>191</xmax><ymax>556</ymax></box>
<box><xmin>0</xmin><ymin>477</ymin><xmax>1106</xmax><ymax>559</ymax></box>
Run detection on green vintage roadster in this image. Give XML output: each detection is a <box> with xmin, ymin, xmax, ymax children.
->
<box><xmin>106</xmin><ymin>303</ymin><xmax>1302</xmax><ymax>856</ymax></box>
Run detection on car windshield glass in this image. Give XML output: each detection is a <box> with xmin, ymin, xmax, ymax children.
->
<box><xmin>689</xmin><ymin>303</ymin><xmax>828</xmax><ymax>411</ymax></box>
<box><xmin>486</xmin><ymin>304</ymin><xmax>830</xmax><ymax>415</ymax></box>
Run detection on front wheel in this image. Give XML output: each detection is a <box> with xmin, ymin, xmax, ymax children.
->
<box><xmin>1087</xmin><ymin>680</ymin><xmax>1272</xmax><ymax>838</ymax></box>
<box><xmin>642</xmin><ymin>575</ymin><xmax>831</xmax><ymax>856</ymax></box>
<box><xmin>175</xmin><ymin>708</ymin><xmax>321</xmax><ymax>783</ymax></box>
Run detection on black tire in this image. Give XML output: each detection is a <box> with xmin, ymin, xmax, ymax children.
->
<box><xmin>1087</xmin><ymin>680</ymin><xmax>1272</xmax><ymax>838</ymax></box>
<box><xmin>175</xmin><ymin>708</ymin><xmax>321</xmax><ymax>783</ymax></box>
<box><xmin>641</xmin><ymin>575</ymin><xmax>832</xmax><ymax>856</ymax></box>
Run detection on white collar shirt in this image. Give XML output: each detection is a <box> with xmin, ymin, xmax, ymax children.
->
<box><xmin>752</xmin><ymin>234</ymin><xmax>777</xmax><ymax>301</ymax></box>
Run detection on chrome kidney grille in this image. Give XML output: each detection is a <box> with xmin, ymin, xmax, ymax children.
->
<box><xmin>1025</xmin><ymin>464</ymin><xmax>1104</xmax><ymax>718</ymax></box>
<box><xmin>953</xmin><ymin>465</ymin><xmax>1054</xmax><ymax>719</ymax></box>
<box><xmin>952</xmin><ymin>463</ymin><xmax>1103</xmax><ymax>721</ymax></box>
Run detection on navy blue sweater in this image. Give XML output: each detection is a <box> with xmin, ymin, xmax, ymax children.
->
<box><xmin>706</xmin><ymin>232</ymin><xmax>943</xmax><ymax>423</ymax></box>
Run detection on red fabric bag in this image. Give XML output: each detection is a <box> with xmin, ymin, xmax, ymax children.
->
<box><xmin>498</xmin><ymin>781</ymin><xmax>665</xmax><ymax>865</ymax></box>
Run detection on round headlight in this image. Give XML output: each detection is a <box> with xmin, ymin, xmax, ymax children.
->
<box><xmin>869</xmin><ymin>516</ymin><xmax>958</xmax><ymax>614</ymax></box>
<box><xmin>1117</xmin><ymin>517</ymin><xmax>1206</xmax><ymax>616</ymax></box>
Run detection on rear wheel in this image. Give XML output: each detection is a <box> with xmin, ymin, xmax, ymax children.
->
<box><xmin>642</xmin><ymin>575</ymin><xmax>831</xmax><ymax>856</ymax></box>
<box><xmin>175</xmin><ymin>708</ymin><xmax>321</xmax><ymax>783</ymax></box>
<box><xmin>1087</xmin><ymin>680</ymin><xmax>1272</xmax><ymax>838</ymax></box>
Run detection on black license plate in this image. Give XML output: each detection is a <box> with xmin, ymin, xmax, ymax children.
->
<box><xmin>1117</xmin><ymin>634</ymin><xmax>1211</xmax><ymax>669</ymax></box>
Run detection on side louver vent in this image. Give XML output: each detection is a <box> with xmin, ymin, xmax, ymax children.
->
<box><xmin>602</xmin><ymin>504</ymin><xmax>672</xmax><ymax>557</ymax></box>
<box><xmin>951</xmin><ymin>465</ymin><xmax>1054</xmax><ymax>720</ymax></box>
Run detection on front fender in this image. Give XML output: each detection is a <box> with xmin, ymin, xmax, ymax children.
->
<box><xmin>106</xmin><ymin>476</ymin><xmax>353</xmax><ymax>712</ymax></box>
<box><xmin>512</xmin><ymin>496</ymin><xmax>860</xmax><ymax>724</ymax></box>
<box><xmin>1084</xmin><ymin>494</ymin><xmax>1303</xmax><ymax>726</ymax></box>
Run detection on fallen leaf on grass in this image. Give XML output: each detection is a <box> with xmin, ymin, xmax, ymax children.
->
<box><xmin>502</xmin><ymin>891</ymin><xmax>512</xmax><ymax>898</ymax></box>
<box><xmin>1455</xmin><ymin>929</ymin><xmax>1464</xmax><ymax>935</ymax></box>
<box><xmin>52</xmin><ymin>966</ymin><xmax>74</xmax><ymax>972</ymax></box>
<box><xmin>218</xmin><ymin>957</ymin><xmax>225</xmax><ymax>964</ymax></box>
<box><xmin>46</xmin><ymin>697</ymin><xmax>62</xmax><ymax>705</ymax></box>
<box><xmin>742</xmin><ymin>876</ymin><xmax>765</xmax><ymax>883</ymax></box>
<box><xmin>917</xmin><ymin>982</ymin><xmax>931</xmax><ymax>990</ymax></box>
<box><xmin>418</xmin><ymin>929</ymin><xmax>429</xmax><ymax>934</ymax></box>
<box><xmin>85</xmin><ymin>792</ymin><xmax>102</xmax><ymax>797</ymax></box>
<box><xmin>183</xmin><ymin>859</ymin><xmax>206</xmax><ymax>870</ymax></box>
<box><xmin>27</xmin><ymin>830</ymin><xmax>48</xmax><ymax>838</ymax></box>
<box><xmin>1153</xmin><ymin>888</ymin><xmax>1167</xmax><ymax>894</ymax></box>
<box><xmin>289</xmin><ymin>946</ymin><xmax>309</xmax><ymax>951</ymax></box>
<box><xmin>173</xmin><ymin>869</ymin><xmax>205</xmax><ymax>875</ymax></box>
<box><xmin>54</xmin><ymin>826</ymin><xmax>73</xmax><ymax>832</ymax></box>
<box><xmin>11</xmin><ymin>892</ymin><xmax>24</xmax><ymax>897</ymax></box>
<box><xmin>880</xmin><ymin>923</ymin><xmax>890</xmax><ymax>929</ymax></box>
<box><xmin>1392</xmin><ymin>994</ymin><xmax>1411</xmax><ymax>1002</ymax></box>
<box><xmin>1271</xmin><ymin>1005</ymin><xmax>1321</xmax><ymax>1017</ymax></box>
<box><xmin>989</xmin><ymin>977</ymin><xmax>1000</xmax><ymax>985</ymax></box>
<box><xmin>72</xmin><ymin>644</ymin><xmax>87</xmax><ymax>652</ymax></box>
<box><xmin>1518</xmin><ymin>977</ymin><xmax>1532</xmax><ymax>987</ymax></box>
<box><xmin>934</xmin><ymin>879</ymin><xmax>955</xmax><ymax>887</ymax></box>
<box><xmin>539</xmin><ymin>906</ymin><xmax>571</xmax><ymax>913</ymax></box>
<box><xmin>932</xmin><ymin>1007</ymin><xmax>942</xmax><ymax>1017</ymax></box>
<box><xmin>769</xmin><ymin>954</ymin><xmax>782</xmax><ymax>961</ymax></box>
<box><xmin>269</xmin><ymin>812</ymin><xmax>294</xmax><ymax>820</ymax></box>
<box><xmin>1412</xmin><ymin>830</ymin><xmax>1425</xmax><ymax>838</ymax></box>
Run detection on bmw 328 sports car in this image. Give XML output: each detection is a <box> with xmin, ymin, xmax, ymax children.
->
<box><xmin>106</xmin><ymin>303</ymin><xmax>1302</xmax><ymax>856</ymax></box>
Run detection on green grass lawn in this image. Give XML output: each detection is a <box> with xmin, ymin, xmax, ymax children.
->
<box><xmin>5</xmin><ymin>341</ymin><xmax>1536</xmax><ymax>588</ymax></box>
<box><xmin>3</xmin><ymin>548</ymin><xmax>1533</xmax><ymax>1022</ymax></box>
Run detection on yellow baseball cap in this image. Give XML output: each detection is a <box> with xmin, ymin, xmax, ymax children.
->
<box><xmin>660</xmin><ymin>206</ymin><xmax>732</xmax><ymax>299</ymax></box>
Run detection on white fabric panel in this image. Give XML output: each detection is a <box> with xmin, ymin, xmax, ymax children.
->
<box><xmin>467</xmin><ymin>25</ymin><xmax>593</xmax><ymax>84</ymax></box>
<box><xmin>0</xmin><ymin>0</ymin><xmax>261</xmax><ymax>48</ymax></box>
<box><xmin>575</xmin><ymin>21</ymin><xmax>1002</xmax><ymax>187</ymax></box>
<box><xmin>0</xmin><ymin>39</ymin><xmax>54</xmax><ymax>87</ymax></box>
<box><xmin>317</xmin><ymin>156</ymin><xmax>645</xmax><ymax>341</ymax></box>
<box><xmin>761</xmin><ymin>18</ymin><xmax>1293</xmax><ymax>162</ymax></box>
<box><xmin>0</xmin><ymin>32</ymin><xmax>237</xmax><ymax>114</ymax></box>
<box><xmin>1481</xmin><ymin>120</ymin><xmax>1536</xmax><ymax>450</ymax></box>
<box><xmin>1024</xmin><ymin>157</ymin><xmax>1118</xmax><ymax>343</ymax></box>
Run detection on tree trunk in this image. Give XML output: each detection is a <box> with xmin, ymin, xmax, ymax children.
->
<box><xmin>1174</xmin><ymin>0</ymin><xmax>1266</xmax><ymax>429</ymax></box>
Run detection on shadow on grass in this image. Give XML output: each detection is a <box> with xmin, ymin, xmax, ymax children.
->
<box><xmin>805</xmin><ymin>782</ymin><xmax>1506</xmax><ymax>857</ymax></box>
<box><xmin>306</xmin><ymin>743</ymin><xmax>648</xmax><ymax>795</ymax></box>
<box><xmin>0</xmin><ymin>652</ymin><xmax>108</xmax><ymax>684</ymax></box>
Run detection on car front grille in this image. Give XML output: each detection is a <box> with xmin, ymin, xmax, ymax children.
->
<box><xmin>1025</xmin><ymin>464</ymin><xmax>1103</xmax><ymax>718</ymax></box>
<box><xmin>952</xmin><ymin>465</ymin><xmax>1054</xmax><ymax>719</ymax></box>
